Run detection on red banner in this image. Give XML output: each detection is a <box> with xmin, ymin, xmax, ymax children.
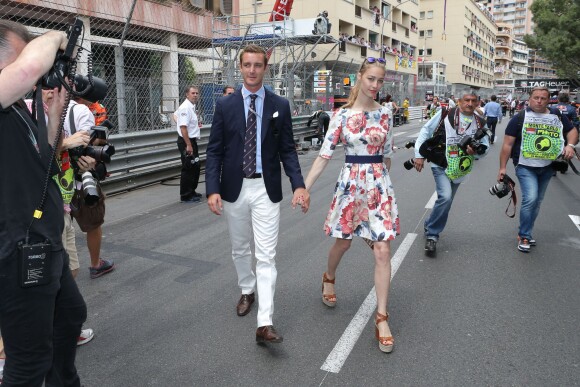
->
<box><xmin>269</xmin><ymin>0</ymin><xmax>294</xmax><ymax>21</ymax></box>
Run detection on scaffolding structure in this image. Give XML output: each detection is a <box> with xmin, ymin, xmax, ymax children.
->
<box><xmin>210</xmin><ymin>11</ymin><xmax>340</xmax><ymax>113</ymax></box>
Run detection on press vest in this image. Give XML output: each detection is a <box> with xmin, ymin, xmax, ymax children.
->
<box><xmin>519</xmin><ymin>110</ymin><xmax>564</xmax><ymax>168</ymax></box>
<box><xmin>443</xmin><ymin>113</ymin><xmax>478</xmax><ymax>182</ymax></box>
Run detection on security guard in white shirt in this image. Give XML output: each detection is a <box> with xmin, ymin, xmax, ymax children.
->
<box><xmin>176</xmin><ymin>85</ymin><xmax>202</xmax><ymax>202</ymax></box>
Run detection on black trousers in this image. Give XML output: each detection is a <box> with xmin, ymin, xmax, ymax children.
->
<box><xmin>177</xmin><ymin>136</ymin><xmax>200</xmax><ymax>201</ymax></box>
<box><xmin>0</xmin><ymin>249</ymin><xmax>87</xmax><ymax>387</ymax></box>
<box><xmin>486</xmin><ymin>116</ymin><xmax>498</xmax><ymax>143</ymax></box>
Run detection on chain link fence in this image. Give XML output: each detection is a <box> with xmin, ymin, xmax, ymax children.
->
<box><xmin>1</xmin><ymin>0</ymin><xmax>224</xmax><ymax>134</ymax></box>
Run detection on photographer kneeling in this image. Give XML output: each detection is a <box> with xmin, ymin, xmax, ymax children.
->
<box><xmin>412</xmin><ymin>92</ymin><xmax>490</xmax><ymax>255</ymax></box>
<box><xmin>498</xmin><ymin>86</ymin><xmax>578</xmax><ymax>252</ymax></box>
<box><xmin>0</xmin><ymin>20</ymin><xmax>86</xmax><ymax>385</ymax></box>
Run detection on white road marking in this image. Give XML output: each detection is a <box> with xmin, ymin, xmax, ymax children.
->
<box><xmin>569</xmin><ymin>215</ymin><xmax>580</xmax><ymax>232</ymax></box>
<box><xmin>425</xmin><ymin>192</ymin><xmax>437</xmax><ymax>209</ymax></box>
<box><xmin>393</xmin><ymin>131</ymin><xmax>407</xmax><ymax>137</ymax></box>
<box><xmin>320</xmin><ymin>233</ymin><xmax>418</xmax><ymax>373</ymax></box>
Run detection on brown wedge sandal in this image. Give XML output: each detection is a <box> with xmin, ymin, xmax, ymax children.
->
<box><xmin>375</xmin><ymin>312</ymin><xmax>394</xmax><ymax>353</ymax></box>
<box><xmin>321</xmin><ymin>272</ymin><xmax>337</xmax><ymax>307</ymax></box>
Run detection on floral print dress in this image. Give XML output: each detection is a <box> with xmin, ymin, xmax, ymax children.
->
<box><xmin>320</xmin><ymin>107</ymin><xmax>400</xmax><ymax>242</ymax></box>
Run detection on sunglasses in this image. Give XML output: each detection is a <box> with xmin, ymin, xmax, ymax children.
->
<box><xmin>365</xmin><ymin>57</ymin><xmax>386</xmax><ymax>64</ymax></box>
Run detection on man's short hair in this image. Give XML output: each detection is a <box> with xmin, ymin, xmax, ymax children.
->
<box><xmin>461</xmin><ymin>91</ymin><xmax>478</xmax><ymax>99</ymax></box>
<box><xmin>558</xmin><ymin>92</ymin><xmax>570</xmax><ymax>103</ymax></box>
<box><xmin>490</xmin><ymin>95</ymin><xmax>497</xmax><ymax>101</ymax></box>
<box><xmin>531</xmin><ymin>86</ymin><xmax>549</xmax><ymax>96</ymax></box>
<box><xmin>0</xmin><ymin>20</ymin><xmax>33</xmax><ymax>66</ymax></box>
<box><xmin>186</xmin><ymin>85</ymin><xmax>199</xmax><ymax>94</ymax></box>
<box><xmin>222</xmin><ymin>85</ymin><xmax>234</xmax><ymax>94</ymax></box>
<box><xmin>239</xmin><ymin>44</ymin><xmax>268</xmax><ymax>66</ymax></box>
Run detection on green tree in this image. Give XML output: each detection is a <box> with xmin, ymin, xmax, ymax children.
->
<box><xmin>524</xmin><ymin>0</ymin><xmax>580</xmax><ymax>78</ymax></box>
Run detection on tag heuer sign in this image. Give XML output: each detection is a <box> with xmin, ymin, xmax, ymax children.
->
<box><xmin>515</xmin><ymin>79</ymin><xmax>580</xmax><ymax>89</ymax></box>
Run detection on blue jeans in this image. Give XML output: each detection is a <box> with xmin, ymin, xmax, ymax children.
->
<box><xmin>515</xmin><ymin>164</ymin><xmax>553</xmax><ymax>240</ymax></box>
<box><xmin>425</xmin><ymin>166</ymin><xmax>461</xmax><ymax>241</ymax></box>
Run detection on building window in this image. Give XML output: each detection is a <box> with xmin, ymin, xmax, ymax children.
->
<box><xmin>427</xmin><ymin>48</ymin><xmax>432</xmax><ymax>55</ymax></box>
<box><xmin>427</xmin><ymin>10</ymin><xmax>433</xmax><ymax>19</ymax></box>
<box><xmin>426</xmin><ymin>29</ymin><xmax>433</xmax><ymax>37</ymax></box>
<box><xmin>419</xmin><ymin>49</ymin><xmax>424</xmax><ymax>56</ymax></box>
<box><xmin>419</xmin><ymin>11</ymin><xmax>425</xmax><ymax>19</ymax></box>
<box><xmin>419</xmin><ymin>30</ymin><xmax>424</xmax><ymax>37</ymax></box>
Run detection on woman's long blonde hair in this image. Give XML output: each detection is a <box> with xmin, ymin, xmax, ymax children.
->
<box><xmin>342</xmin><ymin>59</ymin><xmax>386</xmax><ymax>109</ymax></box>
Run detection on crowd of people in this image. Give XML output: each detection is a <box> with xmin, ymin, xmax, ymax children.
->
<box><xmin>1</xmin><ymin>18</ymin><xmax>578</xmax><ymax>386</ymax></box>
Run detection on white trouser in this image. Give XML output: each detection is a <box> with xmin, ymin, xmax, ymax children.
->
<box><xmin>223</xmin><ymin>178</ymin><xmax>280</xmax><ymax>327</ymax></box>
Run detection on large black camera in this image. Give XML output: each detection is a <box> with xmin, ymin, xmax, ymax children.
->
<box><xmin>489</xmin><ymin>174</ymin><xmax>515</xmax><ymax>199</ymax></box>
<box><xmin>458</xmin><ymin>127</ymin><xmax>492</xmax><ymax>156</ymax></box>
<box><xmin>73</xmin><ymin>74</ymin><xmax>107</xmax><ymax>103</ymax></box>
<box><xmin>42</xmin><ymin>18</ymin><xmax>83</xmax><ymax>90</ymax></box>
<box><xmin>80</xmin><ymin>171</ymin><xmax>100</xmax><ymax>206</ymax></box>
<box><xmin>70</xmin><ymin>126</ymin><xmax>115</xmax><ymax>164</ymax></box>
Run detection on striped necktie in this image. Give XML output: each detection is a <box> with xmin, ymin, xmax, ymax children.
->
<box><xmin>243</xmin><ymin>94</ymin><xmax>258</xmax><ymax>177</ymax></box>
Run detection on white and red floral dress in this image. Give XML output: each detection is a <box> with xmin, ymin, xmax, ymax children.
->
<box><xmin>319</xmin><ymin>107</ymin><xmax>400</xmax><ymax>241</ymax></box>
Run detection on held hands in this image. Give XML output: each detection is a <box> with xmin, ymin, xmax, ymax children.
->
<box><xmin>291</xmin><ymin>188</ymin><xmax>310</xmax><ymax>213</ymax></box>
<box><xmin>207</xmin><ymin>193</ymin><xmax>223</xmax><ymax>215</ymax></box>
<box><xmin>414</xmin><ymin>157</ymin><xmax>425</xmax><ymax>172</ymax></box>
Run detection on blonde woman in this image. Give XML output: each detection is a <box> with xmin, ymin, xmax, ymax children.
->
<box><xmin>304</xmin><ymin>57</ymin><xmax>399</xmax><ymax>353</ymax></box>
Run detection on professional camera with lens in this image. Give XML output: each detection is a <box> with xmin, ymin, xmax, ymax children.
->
<box><xmin>458</xmin><ymin>127</ymin><xmax>492</xmax><ymax>156</ymax></box>
<box><xmin>42</xmin><ymin>18</ymin><xmax>83</xmax><ymax>90</ymax></box>
<box><xmin>69</xmin><ymin>126</ymin><xmax>116</xmax><ymax>164</ymax></box>
<box><xmin>489</xmin><ymin>174</ymin><xmax>515</xmax><ymax>199</ymax></box>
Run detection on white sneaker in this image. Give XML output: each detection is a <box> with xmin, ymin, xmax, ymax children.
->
<box><xmin>77</xmin><ymin>328</ymin><xmax>94</xmax><ymax>346</ymax></box>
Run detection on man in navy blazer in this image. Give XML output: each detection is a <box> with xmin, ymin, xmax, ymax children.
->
<box><xmin>206</xmin><ymin>45</ymin><xmax>310</xmax><ymax>343</ymax></box>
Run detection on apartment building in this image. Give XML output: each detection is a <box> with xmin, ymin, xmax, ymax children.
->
<box><xmin>419</xmin><ymin>0</ymin><xmax>496</xmax><ymax>97</ymax></box>
<box><xmin>476</xmin><ymin>0</ymin><xmax>533</xmax><ymax>40</ymax></box>
<box><xmin>476</xmin><ymin>0</ymin><xmax>557</xmax><ymax>79</ymax></box>
<box><xmin>238</xmin><ymin>0</ymin><xmax>420</xmax><ymax>103</ymax></box>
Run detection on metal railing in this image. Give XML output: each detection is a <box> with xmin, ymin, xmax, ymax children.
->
<box><xmin>101</xmin><ymin>109</ymin><xmax>425</xmax><ymax>195</ymax></box>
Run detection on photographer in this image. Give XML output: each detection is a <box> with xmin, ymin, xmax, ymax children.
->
<box><xmin>413</xmin><ymin>92</ymin><xmax>490</xmax><ymax>255</ymax></box>
<box><xmin>498</xmin><ymin>86</ymin><xmax>578</xmax><ymax>252</ymax></box>
<box><xmin>65</xmin><ymin>93</ymin><xmax>116</xmax><ymax>279</ymax></box>
<box><xmin>0</xmin><ymin>20</ymin><xmax>86</xmax><ymax>386</ymax></box>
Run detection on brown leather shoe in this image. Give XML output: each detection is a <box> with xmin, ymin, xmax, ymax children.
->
<box><xmin>236</xmin><ymin>293</ymin><xmax>255</xmax><ymax>316</ymax></box>
<box><xmin>256</xmin><ymin>325</ymin><xmax>283</xmax><ymax>343</ymax></box>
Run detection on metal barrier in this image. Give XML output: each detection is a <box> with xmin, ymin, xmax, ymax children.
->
<box><xmin>101</xmin><ymin>108</ymin><xmax>425</xmax><ymax>195</ymax></box>
<box><xmin>101</xmin><ymin>115</ymin><xmax>315</xmax><ymax>194</ymax></box>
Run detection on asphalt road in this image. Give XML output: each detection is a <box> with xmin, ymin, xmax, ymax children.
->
<box><xmin>74</xmin><ymin>118</ymin><xmax>580</xmax><ymax>386</ymax></box>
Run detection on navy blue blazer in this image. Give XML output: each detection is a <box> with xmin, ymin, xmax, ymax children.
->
<box><xmin>205</xmin><ymin>88</ymin><xmax>305</xmax><ymax>203</ymax></box>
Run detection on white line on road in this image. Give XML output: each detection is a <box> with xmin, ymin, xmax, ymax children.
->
<box><xmin>425</xmin><ymin>191</ymin><xmax>437</xmax><ymax>209</ymax></box>
<box><xmin>569</xmin><ymin>215</ymin><xmax>580</xmax><ymax>232</ymax></box>
<box><xmin>393</xmin><ymin>131</ymin><xmax>407</xmax><ymax>137</ymax></box>
<box><xmin>320</xmin><ymin>233</ymin><xmax>418</xmax><ymax>374</ymax></box>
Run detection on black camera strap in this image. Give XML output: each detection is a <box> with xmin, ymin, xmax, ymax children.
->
<box><xmin>504</xmin><ymin>179</ymin><xmax>517</xmax><ymax>218</ymax></box>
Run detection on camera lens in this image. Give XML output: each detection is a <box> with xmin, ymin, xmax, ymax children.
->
<box><xmin>81</xmin><ymin>171</ymin><xmax>99</xmax><ymax>206</ymax></box>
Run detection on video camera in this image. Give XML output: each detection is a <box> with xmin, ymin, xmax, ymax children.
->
<box><xmin>457</xmin><ymin>127</ymin><xmax>492</xmax><ymax>156</ymax></box>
